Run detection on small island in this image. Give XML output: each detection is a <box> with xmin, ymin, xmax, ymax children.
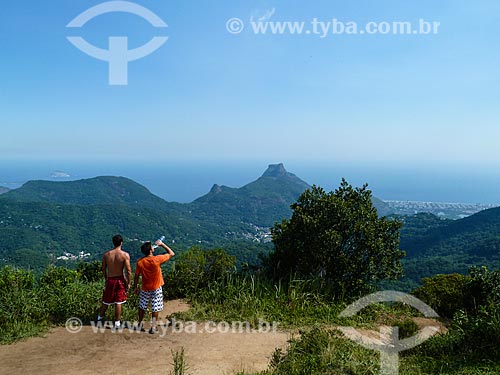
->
<box><xmin>51</xmin><ymin>171</ymin><xmax>71</xmax><ymax>178</ymax></box>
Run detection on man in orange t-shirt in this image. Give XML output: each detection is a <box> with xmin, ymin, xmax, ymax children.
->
<box><xmin>133</xmin><ymin>239</ymin><xmax>175</xmax><ymax>334</ymax></box>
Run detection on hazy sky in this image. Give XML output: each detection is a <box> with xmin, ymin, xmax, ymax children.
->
<box><xmin>1</xmin><ymin>0</ymin><xmax>499</xmax><ymax>166</ymax></box>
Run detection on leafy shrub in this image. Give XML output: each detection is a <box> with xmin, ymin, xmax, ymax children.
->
<box><xmin>0</xmin><ymin>267</ymin><xmax>47</xmax><ymax>343</ymax></box>
<box><xmin>413</xmin><ymin>273</ymin><xmax>467</xmax><ymax>319</ymax></box>
<box><xmin>463</xmin><ymin>266</ymin><xmax>500</xmax><ymax>313</ymax></box>
<box><xmin>76</xmin><ymin>261</ymin><xmax>102</xmax><ymax>283</ymax></box>
<box><xmin>393</xmin><ymin>318</ymin><xmax>419</xmax><ymax>339</ymax></box>
<box><xmin>39</xmin><ymin>265</ymin><xmax>78</xmax><ymax>288</ymax></box>
<box><xmin>0</xmin><ymin>266</ymin><xmax>35</xmax><ymax>292</ymax></box>
<box><xmin>0</xmin><ymin>265</ymin><xmax>107</xmax><ymax>343</ymax></box>
<box><xmin>263</xmin><ymin>327</ymin><xmax>379</xmax><ymax>375</ymax></box>
<box><xmin>37</xmin><ymin>280</ymin><xmax>102</xmax><ymax>323</ymax></box>
<box><xmin>267</xmin><ymin>181</ymin><xmax>404</xmax><ymax>300</ymax></box>
<box><xmin>164</xmin><ymin>246</ymin><xmax>236</xmax><ymax>299</ymax></box>
<box><xmin>417</xmin><ymin>267</ymin><xmax>500</xmax><ymax>361</ymax></box>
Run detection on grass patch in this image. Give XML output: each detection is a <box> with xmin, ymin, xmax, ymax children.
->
<box><xmin>172</xmin><ymin>275</ymin><xmax>426</xmax><ymax>332</ymax></box>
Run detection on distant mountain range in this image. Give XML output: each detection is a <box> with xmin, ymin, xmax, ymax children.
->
<box><xmin>398</xmin><ymin>211</ymin><xmax>500</xmax><ymax>285</ymax></box>
<box><xmin>2</xmin><ymin>175</ymin><xmax>175</xmax><ymax>211</ymax></box>
<box><xmin>2</xmin><ymin>163</ymin><xmax>391</xmax><ymax>224</ymax></box>
<box><xmin>0</xmin><ymin>163</ymin><xmax>392</xmax><ymax>270</ymax></box>
<box><xmin>0</xmin><ymin>163</ymin><xmax>498</xmax><ymax>284</ymax></box>
<box><xmin>0</xmin><ymin>164</ymin><xmax>308</xmax><ymax>269</ymax></box>
<box><xmin>0</xmin><ymin>187</ymin><xmax>10</xmax><ymax>195</ymax></box>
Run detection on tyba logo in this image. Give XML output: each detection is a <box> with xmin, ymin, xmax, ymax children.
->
<box><xmin>338</xmin><ymin>291</ymin><xmax>441</xmax><ymax>375</ymax></box>
<box><xmin>67</xmin><ymin>1</ymin><xmax>168</xmax><ymax>85</ymax></box>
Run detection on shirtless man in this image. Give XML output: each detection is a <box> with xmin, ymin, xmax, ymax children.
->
<box><xmin>96</xmin><ymin>234</ymin><xmax>132</xmax><ymax>328</ymax></box>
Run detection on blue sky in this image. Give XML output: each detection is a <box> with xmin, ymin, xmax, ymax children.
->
<box><xmin>1</xmin><ymin>0</ymin><xmax>499</xmax><ymax>166</ymax></box>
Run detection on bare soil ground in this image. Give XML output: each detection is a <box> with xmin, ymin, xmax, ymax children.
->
<box><xmin>0</xmin><ymin>300</ymin><xmax>290</xmax><ymax>375</ymax></box>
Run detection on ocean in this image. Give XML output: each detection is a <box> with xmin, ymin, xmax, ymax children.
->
<box><xmin>0</xmin><ymin>159</ymin><xmax>498</xmax><ymax>205</ymax></box>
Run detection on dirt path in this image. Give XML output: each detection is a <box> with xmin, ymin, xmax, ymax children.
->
<box><xmin>0</xmin><ymin>300</ymin><xmax>290</xmax><ymax>375</ymax></box>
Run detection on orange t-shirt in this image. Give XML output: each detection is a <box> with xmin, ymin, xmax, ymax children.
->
<box><xmin>135</xmin><ymin>254</ymin><xmax>171</xmax><ymax>291</ymax></box>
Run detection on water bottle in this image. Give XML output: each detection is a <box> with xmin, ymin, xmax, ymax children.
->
<box><xmin>152</xmin><ymin>236</ymin><xmax>165</xmax><ymax>249</ymax></box>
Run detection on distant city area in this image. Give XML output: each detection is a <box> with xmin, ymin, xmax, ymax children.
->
<box><xmin>384</xmin><ymin>200</ymin><xmax>498</xmax><ymax>219</ymax></box>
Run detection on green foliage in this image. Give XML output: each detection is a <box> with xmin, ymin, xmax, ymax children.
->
<box><xmin>0</xmin><ymin>266</ymin><xmax>108</xmax><ymax>343</ymax></box>
<box><xmin>258</xmin><ymin>325</ymin><xmax>500</xmax><ymax>375</ymax></box>
<box><xmin>402</xmin><ymin>207</ymin><xmax>500</xmax><ymax>260</ymax></box>
<box><xmin>415</xmin><ymin>267</ymin><xmax>500</xmax><ymax>362</ymax></box>
<box><xmin>395</xmin><ymin>209</ymin><xmax>500</xmax><ymax>286</ymax></box>
<box><xmin>393</xmin><ymin>318</ymin><xmax>419</xmax><ymax>339</ymax></box>
<box><xmin>0</xmin><ymin>267</ymin><xmax>49</xmax><ymax>343</ymax></box>
<box><xmin>164</xmin><ymin>247</ymin><xmax>236</xmax><ymax>299</ymax></box>
<box><xmin>169</xmin><ymin>347</ymin><xmax>190</xmax><ymax>375</ymax></box>
<box><xmin>0</xmin><ymin>265</ymin><xmax>139</xmax><ymax>344</ymax></box>
<box><xmin>173</xmin><ymin>273</ymin><xmax>417</xmax><ymax>330</ymax></box>
<box><xmin>174</xmin><ymin>274</ymin><xmax>347</xmax><ymax>327</ymax></box>
<box><xmin>0</xmin><ymin>265</ymin><xmax>35</xmax><ymax>291</ymax></box>
<box><xmin>267</xmin><ymin>180</ymin><xmax>404</xmax><ymax>298</ymax></box>
<box><xmin>261</xmin><ymin>327</ymin><xmax>380</xmax><ymax>375</ymax></box>
<box><xmin>464</xmin><ymin>266</ymin><xmax>500</xmax><ymax>312</ymax></box>
<box><xmin>0</xmin><ymin>200</ymin><xmax>212</xmax><ymax>273</ymax></box>
<box><xmin>0</xmin><ymin>166</ymin><xmax>303</xmax><ymax>273</ymax></box>
<box><xmin>39</xmin><ymin>265</ymin><xmax>78</xmax><ymax>288</ymax></box>
<box><xmin>413</xmin><ymin>273</ymin><xmax>467</xmax><ymax>319</ymax></box>
<box><xmin>37</xmin><ymin>280</ymin><xmax>102</xmax><ymax>323</ymax></box>
<box><xmin>219</xmin><ymin>240</ymin><xmax>273</xmax><ymax>269</ymax></box>
<box><xmin>76</xmin><ymin>261</ymin><xmax>102</xmax><ymax>283</ymax></box>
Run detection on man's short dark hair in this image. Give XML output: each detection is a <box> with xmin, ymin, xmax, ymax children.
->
<box><xmin>141</xmin><ymin>241</ymin><xmax>152</xmax><ymax>256</ymax></box>
<box><xmin>112</xmin><ymin>235</ymin><xmax>123</xmax><ymax>247</ymax></box>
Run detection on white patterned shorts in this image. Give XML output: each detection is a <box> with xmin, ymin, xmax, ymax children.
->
<box><xmin>139</xmin><ymin>287</ymin><xmax>164</xmax><ymax>312</ymax></box>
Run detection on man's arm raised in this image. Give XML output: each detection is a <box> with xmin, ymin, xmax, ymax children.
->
<box><xmin>156</xmin><ymin>240</ymin><xmax>175</xmax><ymax>261</ymax></box>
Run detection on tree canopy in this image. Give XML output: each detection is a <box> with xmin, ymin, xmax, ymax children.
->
<box><xmin>267</xmin><ymin>179</ymin><xmax>404</xmax><ymax>298</ymax></box>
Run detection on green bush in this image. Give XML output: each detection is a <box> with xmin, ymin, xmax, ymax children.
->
<box><xmin>413</xmin><ymin>273</ymin><xmax>467</xmax><ymax>319</ymax></box>
<box><xmin>164</xmin><ymin>246</ymin><xmax>236</xmax><ymax>299</ymax></box>
<box><xmin>76</xmin><ymin>261</ymin><xmax>102</xmax><ymax>283</ymax></box>
<box><xmin>463</xmin><ymin>266</ymin><xmax>500</xmax><ymax>313</ymax></box>
<box><xmin>393</xmin><ymin>318</ymin><xmax>419</xmax><ymax>339</ymax></box>
<box><xmin>39</xmin><ymin>265</ymin><xmax>78</xmax><ymax>288</ymax></box>
<box><xmin>37</xmin><ymin>280</ymin><xmax>102</xmax><ymax>323</ymax></box>
<box><xmin>0</xmin><ymin>266</ymin><xmax>35</xmax><ymax>291</ymax></box>
<box><xmin>0</xmin><ymin>267</ymin><xmax>47</xmax><ymax>343</ymax></box>
<box><xmin>416</xmin><ymin>267</ymin><xmax>500</xmax><ymax>361</ymax></box>
<box><xmin>262</xmin><ymin>327</ymin><xmax>379</xmax><ymax>375</ymax></box>
<box><xmin>0</xmin><ymin>265</ymin><xmax>111</xmax><ymax>343</ymax></box>
<box><xmin>267</xmin><ymin>181</ymin><xmax>404</xmax><ymax>300</ymax></box>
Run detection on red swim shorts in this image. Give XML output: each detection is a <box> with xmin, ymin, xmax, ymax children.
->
<box><xmin>102</xmin><ymin>276</ymin><xmax>127</xmax><ymax>305</ymax></box>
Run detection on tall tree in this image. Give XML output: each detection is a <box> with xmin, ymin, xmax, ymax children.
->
<box><xmin>268</xmin><ymin>179</ymin><xmax>404</xmax><ymax>298</ymax></box>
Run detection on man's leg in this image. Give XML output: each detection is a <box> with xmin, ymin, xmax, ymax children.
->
<box><xmin>113</xmin><ymin>277</ymin><xmax>127</xmax><ymax>328</ymax></box>
<box><xmin>138</xmin><ymin>307</ymin><xmax>145</xmax><ymax>326</ymax></box>
<box><xmin>99</xmin><ymin>279</ymin><xmax>111</xmax><ymax>321</ymax></box>
<box><xmin>115</xmin><ymin>303</ymin><xmax>122</xmax><ymax>324</ymax></box>
<box><xmin>97</xmin><ymin>303</ymin><xmax>108</xmax><ymax>322</ymax></box>
<box><xmin>152</xmin><ymin>312</ymin><xmax>159</xmax><ymax>330</ymax></box>
<box><xmin>149</xmin><ymin>287</ymin><xmax>163</xmax><ymax>334</ymax></box>
<box><xmin>137</xmin><ymin>289</ymin><xmax>148</xmax><ymax>331</ymax></box>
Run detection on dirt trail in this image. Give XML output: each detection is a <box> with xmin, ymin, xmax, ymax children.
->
<box><xmin>0</xmin><ymin>300</ymin><xmax>290</xmax><ymax>375</ymax></box>
<box><xmin>337</xmin><ymin>317</ymin><xmax>447</xmax><ymax>346</ymax></box>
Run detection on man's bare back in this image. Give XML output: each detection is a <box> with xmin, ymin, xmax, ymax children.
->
<box><xmin>103</xmin><ymin>247</ymin><xmax>131</xmax><ymax>278</ymax></box>
<box><xmin>98</xmin><ymin>235</ymin><xmax>132</xmax><ymax>325</ymax></box>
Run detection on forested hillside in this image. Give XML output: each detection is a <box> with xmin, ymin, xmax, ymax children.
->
<box><xmin>1</xmin><ymin>165</ymin><xmax>499</xmax><ymax>285</ymax></box>
<box><xmin>394</xmin><ymin>212</ymin><xmax>500</xmax><ymax>287</ymax></box>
